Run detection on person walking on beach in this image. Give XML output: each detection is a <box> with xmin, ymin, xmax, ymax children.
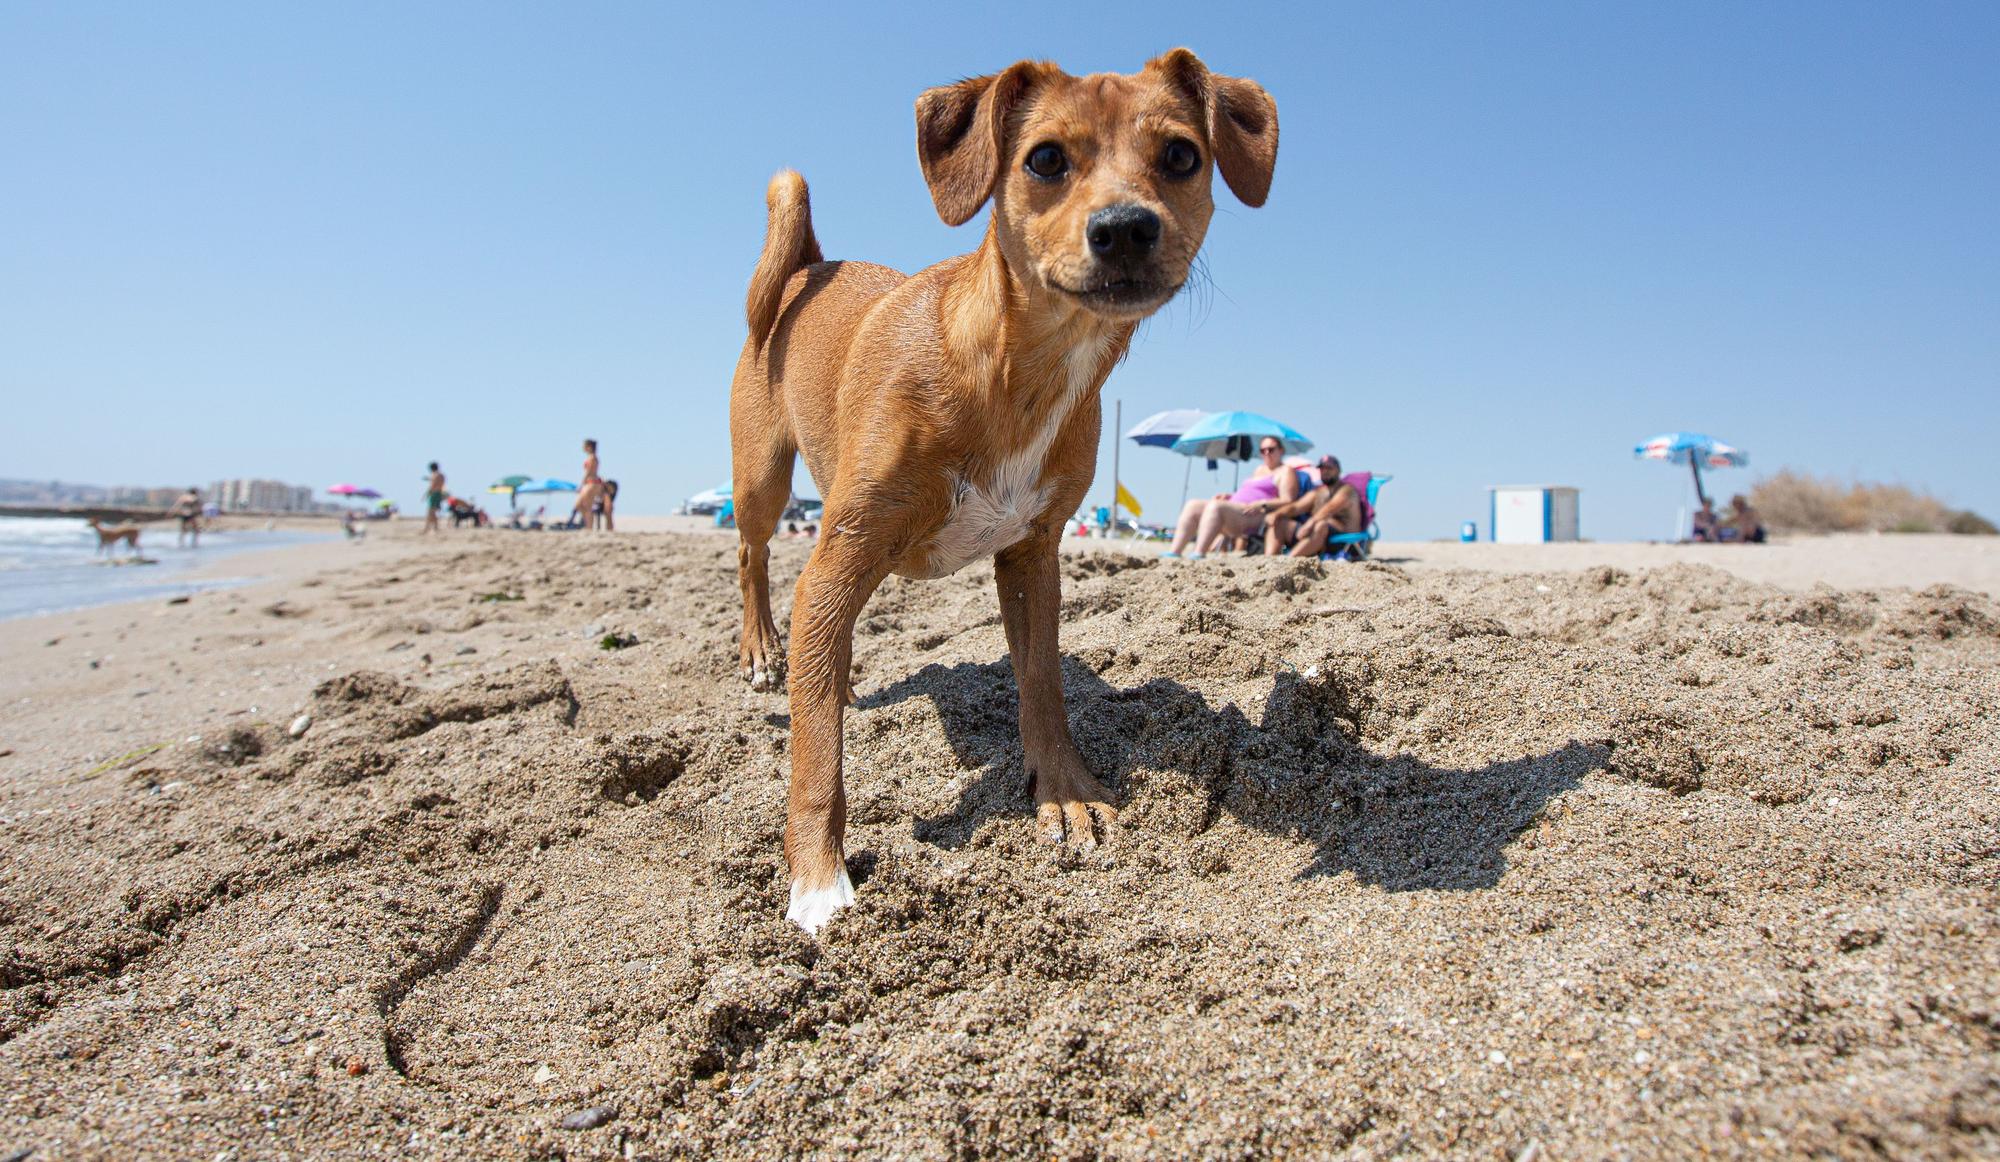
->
<box><xmin>571</xmin><ymin>439</ymin><xmax>604</xmax><ymax>530</ymax></box>
<box><xmin>423</xmin><ymin>462</ymin><xmax>446</xmax><ymax>535</ymax></box>
<box><xmin>171</xmin><ymin>487</ymin><xmax>203</xmax><ymax>548</ymax></box>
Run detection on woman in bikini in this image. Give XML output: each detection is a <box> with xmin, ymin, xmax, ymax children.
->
<box><xmin>570</xmin><ymin>439</ymin><xmax>602</xmax><ymax>529</ymax></box>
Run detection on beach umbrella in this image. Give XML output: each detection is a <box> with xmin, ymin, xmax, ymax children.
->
<box><xmin>488</xmin><ymin>474</ymin><xmax>534</xmax><ymax>511</ymax></box>
<box><xmin>1169</xmin><ymin>411</ymin><xmax>1313</xmax><ymax>461</ymax></box>
<box><xmin>684</xmin><ymin>483</ymin><xmax>732</xmax><ymax>512</ymax></box>
<box><xmin>326</xmin><ymin>484</ymin><xmax>382</xmax><ymax>510</ymax></box>
<box><xmin>1169</xmin><ymin>411</ymin><xmax>1313</xmax><ymax>490</ymax></box>
<box><xmin>1634</xmin><ymin>431</ymin><xmax>1748</xmax><ymax>507</ymax></box>
<box><xmin>1125</xmin><ymin>409</ymin><xmax>1209</xmax><ymax>448</ymax></box>
<box><xmin>515</xmin><ymin>478</ymin><xmax>578</xmax><ymax>494</ymax></box>
<box><xmin>1124</xmin><ymin>409</ymin><xmax>1210</xmax><ymax>511</ymax></box>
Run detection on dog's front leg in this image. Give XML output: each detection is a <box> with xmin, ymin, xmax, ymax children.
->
<box><xmin>782</xmin><ymin>531</ymin><xmax>886</xmax><ymax>934</ymax></box>
<box><xmin>995</xmin><ymin>536</ymin><xmax>1117</xmax><ymax>846</ymax></box>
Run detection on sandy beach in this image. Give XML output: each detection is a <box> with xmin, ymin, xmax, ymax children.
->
<box><xmin>2</xmin><ymin>524</ymin><xmax>1996</xmax><ymax>1158</ymax></box>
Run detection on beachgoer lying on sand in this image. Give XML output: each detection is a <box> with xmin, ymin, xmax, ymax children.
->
<box><xmin>1723</xmin><ymin>495</ymin><xmax>1767</xmax><ymax>543</ymax></box>
<box><xmin>1164</xmin><ymin>437</ymin><xmax>1299</xmax><ymax>558</ymax></box>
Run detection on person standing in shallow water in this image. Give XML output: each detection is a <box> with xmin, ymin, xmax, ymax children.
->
<box><xmin>423</xmin><ymin>462</ymin><xmax>446</xmax><ymax>535</ymax></box>
<box><xmin>171</xmin><ymin>487</ymin><xmax>202</xmax><ymax>548</ymax></box>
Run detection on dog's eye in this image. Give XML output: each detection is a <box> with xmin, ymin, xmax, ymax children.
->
<box><xmin>1024</xmin><ymin>143</ymin><xmax>1068</xmax><ymax>180</ymax></box>
<box><xmin>1161</xmin><ymin>139</ymin><xmax>1201</xmax><ymax>177</ymax></box>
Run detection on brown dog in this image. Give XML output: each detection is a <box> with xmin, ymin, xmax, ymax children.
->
<box><xmin>729</xmin><ymin>49</ymin><xmax>1277</xmax><ymax>932</ymax></box>
<box><xmin>88</xmin><ymin>518</ymin><xmax>142</xmax><ymax>555</ymax></box>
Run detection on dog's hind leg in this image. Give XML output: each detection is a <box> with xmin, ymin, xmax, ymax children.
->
<box><xmin>730</xmin><ymin>372</ymin><xmax>796</xmax><ymax>691</ymax></box>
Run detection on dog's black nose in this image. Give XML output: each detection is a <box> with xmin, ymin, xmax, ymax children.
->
<box><xmin>1086</xmin><ymin>204</ymin><xmax>1161</xmax><ymax>261</ymax></box>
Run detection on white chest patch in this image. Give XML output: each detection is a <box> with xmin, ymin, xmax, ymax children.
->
<box><xmin>914</xmin><ymin>457</ymin><xmax>1048</xmax><ymax>579</ymax></box>
<box><xmin>906</xmin><ymin>334</ymin><xmax>1108</xmax><ymax>580</ymax></box>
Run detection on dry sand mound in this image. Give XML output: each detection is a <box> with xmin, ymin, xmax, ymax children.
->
<box><xmin>2</xmin><ymin>535</ymin><xmax>1996</xmax><ymax>1158</ymax></box>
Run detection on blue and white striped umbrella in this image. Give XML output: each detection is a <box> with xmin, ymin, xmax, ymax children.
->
<box><xmin>1125</xmin><ymin>409</ymin><xmax>1209</xmax><ymax>449</ymax></box>
<box><xmin>1170</xmin><ymin>411</ymin><xmax>1313</xmax><ymax>461</ymax></box>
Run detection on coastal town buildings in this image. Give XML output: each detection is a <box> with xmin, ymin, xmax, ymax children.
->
<box><xmin>0</xmin><ymin>477</ymin><xmax>334</xmax><ymax>513</ymax></box>
<box><xmin>206</xmin><ymin>478</ymin><xmax>319</xmax><ymax>513</ymax></box>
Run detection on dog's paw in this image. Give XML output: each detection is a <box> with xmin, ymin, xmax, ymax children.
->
<box><xmin>785</xmin><ymin>865</ymin><xmax>855</xmax><ymax>935</ymax></box>
<box><xmin>1031</xmin><ymin>769</ymin><xmax>1118</xmax><ymax>849</ymax></box>
<box><xmin>742</xmin><ymin>653</ymin><xmax>787</xmax><ymax>692</ymax></box>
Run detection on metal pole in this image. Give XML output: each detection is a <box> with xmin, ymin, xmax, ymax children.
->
<box><xmin>1110</xmin><ymin>399</ymin><xmax>1121</xmax><ymax>539</ymax></box>
<box><xmin>1689</xmin><ymin>457</ymin><xmax>1707</xmax><ymax>507</ymax></box>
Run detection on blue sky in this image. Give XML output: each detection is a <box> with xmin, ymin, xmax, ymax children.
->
<box><xmin>3</xmin><ymin>2</ymin><xmax>1995</xmax><ymax>539</ymax></box>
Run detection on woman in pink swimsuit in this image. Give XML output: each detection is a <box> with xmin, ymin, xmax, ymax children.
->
<box><xmin>1163</xmin><ymin>437</ymin><xmax>1303</xmax><ymax>558</ymax></box>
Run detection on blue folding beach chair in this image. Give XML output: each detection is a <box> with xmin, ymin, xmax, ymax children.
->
<box><xmin>1322</xmin><ymin>474</ymin><xmax>1392</xmax><ymax>561</ymax></box>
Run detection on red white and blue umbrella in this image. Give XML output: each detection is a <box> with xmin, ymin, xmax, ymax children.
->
<box><xmin>1634</xmin><ymin>432</ymin><xmax>1748</xmax><ymax>505</ymax></box>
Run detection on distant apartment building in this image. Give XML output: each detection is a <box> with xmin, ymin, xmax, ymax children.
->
<box><xmin>206</xmin><ymin>478</ymin><xmax>321</xmax><ymax>513</ymax></box>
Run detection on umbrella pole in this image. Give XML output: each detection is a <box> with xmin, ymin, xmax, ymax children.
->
<box><xmin>1180</xmin><ymin>457</ymin><xmax>1191</xmax><ymax>514</ymax></box>
<box><xmin>1689</xmin><ymin>458</ymin><xmax>1708</xmax><ymax>508</ymax></box>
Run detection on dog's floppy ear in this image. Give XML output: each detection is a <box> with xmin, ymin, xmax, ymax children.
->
<box><xmin>1150</xmin><ymin>48</ymin><xmax>1279</xmax><ymax>208</ymax></box>
<box><xmin>915</xmin><ymin>61</ymin><xmax>1049</xmax><ymax>226</ymax></box>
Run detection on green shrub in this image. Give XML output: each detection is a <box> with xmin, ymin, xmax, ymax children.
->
<box><xmin>1947</xmin><ymin>509</ymin><xmax>1998</xmax><ymax>536</ymax></box>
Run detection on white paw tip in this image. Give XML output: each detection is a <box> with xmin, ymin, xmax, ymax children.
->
<box><xmin>785</xmin><ymin>866</ymin><xmax>855</xmax><ymax>935</ymax></box>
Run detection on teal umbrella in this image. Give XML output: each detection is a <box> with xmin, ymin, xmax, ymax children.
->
<box><xmin>488</xmin><ymin>475</ymin><xmax>534</xmax><ymax>511</ymax></box>
<box><xmin>1169</xmin><ymin>411</ymin><xmax>1313</xmax><ymax>461</ymax></box>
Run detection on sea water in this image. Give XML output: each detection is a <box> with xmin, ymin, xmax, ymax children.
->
<box><xmin>0</xmin><ymin>516</ymin><xmax>333</xmax><ymax>621</ymax></box>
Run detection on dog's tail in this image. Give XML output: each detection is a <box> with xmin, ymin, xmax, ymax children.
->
<box><xmin>745</xmin><ymin>170</ymin><xmax>823</xmax><ymax>348</ymax></box>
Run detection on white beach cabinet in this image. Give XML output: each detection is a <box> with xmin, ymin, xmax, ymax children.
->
<box><xmin>1488</xmin><ymin>485</ymin><xmax>1580</xmax><ymax>543</ymax></box>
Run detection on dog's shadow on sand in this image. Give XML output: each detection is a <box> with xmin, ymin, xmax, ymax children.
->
<box><xmin>851</xmin><ymin>660</ymin><xmax>1605</xmax><ymax>892</ymax></box>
